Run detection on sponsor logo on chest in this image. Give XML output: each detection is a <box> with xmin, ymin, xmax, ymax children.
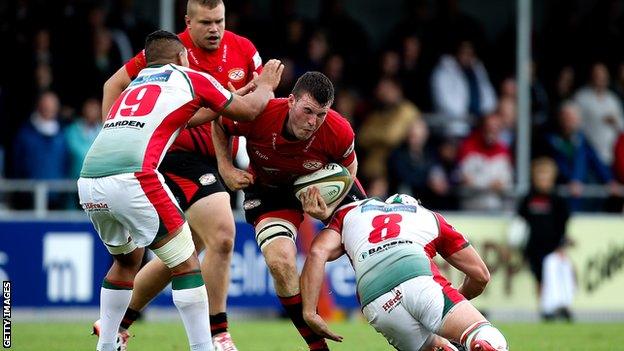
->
<box><xmin>254</xmin><ymin>149</ymin><xmax>269</xmax><ymax>160</ymax></box>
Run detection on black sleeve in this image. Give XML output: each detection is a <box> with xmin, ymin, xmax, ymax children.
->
<box><xmin>517</xmin><ymin>194</ymin><xmax>529</xmax><ymax>220</ymax></box>
<box><xmin>554</xmin><ymin>195</ymin><xmax>570</xmax><ymax>245</ymax></box>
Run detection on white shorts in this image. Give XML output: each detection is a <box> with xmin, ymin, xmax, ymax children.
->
<box><xmin>362</xmin><ymin>276</ymin><xmax>464</xmax><ymax>351</ymax></box>
<box><xmin>78</xmin><ymin>172</ymin><xmax>185</xmax><ymax>252</ymax></box>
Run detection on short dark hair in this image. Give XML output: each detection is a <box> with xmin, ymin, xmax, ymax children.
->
<box><xmin>187</xmin><ymin>0</ymin><xmax>223</xmax><ymax>15</ymax></box>
<box><xmin>291</xmin><ymin>72</ymin><xmax>335</xmax><ymax>106</ymax></box>
<box><xmin>144</xmin><ymin>30</ymin><xmax>184</xmax><ymax>65</ymax></box>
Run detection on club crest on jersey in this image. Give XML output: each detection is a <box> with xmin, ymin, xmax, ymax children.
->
<box><xmin>228</xmin><ymin>68</ymin><xmax>245</xmax><ymax>82</ymax></box>
<box><xmin>199</xmin><ymin>173</ymin><xmax>216</xmax><ymax>185</ymax></box>
<box><xmin>302</xmin><ymin>160</ymin><xmax>323</xmax><ymax>170</ymax></box>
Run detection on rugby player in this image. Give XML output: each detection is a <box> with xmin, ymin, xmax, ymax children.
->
<box><xmin>299</xmin><ymin>190</ymin><xmax>508</xmax><ymax>351</ymax></box>
<box><xmin>213</xmin><ymin>71</ymin><xmax>359</xmax><ymax>351</ymax></box>
<box><xmin>81</xmin><ymin>30</ymin><xmax>282</xmax><ymax>351</ymax></box>
<box><xmin>99</xmin><ymin>1</ymin><xmax>262</xmax><ymax>349</ymax></box>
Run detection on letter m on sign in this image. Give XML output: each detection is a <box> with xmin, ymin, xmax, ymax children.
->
<box><xmin>43</xmin><ymin>233</ymin><xmax>93</xmax><ymax>302</ymax></box>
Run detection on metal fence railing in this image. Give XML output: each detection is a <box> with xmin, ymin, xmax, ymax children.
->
<box><xmin>0</xmin><ymin>179</ymin><xmax>621</xmax><ymax>219</ymax></box>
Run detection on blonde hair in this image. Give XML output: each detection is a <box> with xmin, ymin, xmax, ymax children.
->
<box><xmin>187</xmin><ymin>0</ymin><xmax>223</xmax><ymax>16</ymax></box>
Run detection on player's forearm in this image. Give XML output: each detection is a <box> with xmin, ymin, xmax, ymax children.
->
<box><xmin>458</xmin><ymin>275</ymin><xmax>488</xmax><ymax>300</ymax></box>
<box><xmin>188</xmin><ymin>108</ymin><xmax>218</xmax><ymax>127</ymax></box>
<box><xmin>102</xmin><ymin>81</ymin><xmax>122</xmax><ymax>121</ymax></box>
<box><xmin>238</xmin><ymin>86</ymin><xmax>274</xmax><ymax>120</ymax></box>
<box><xmin>446</xmin><ymin>246</ymin><xmax>490</xmax><ymax>299</ymax></box>
<box><xmin>102</xmin><ymin>67</ymin><xmax>131</xmax><ymax>120</ymax></box>
<box><xmin>300</xmin><ymin>252</ymin><xmax>328</xmax><ymax>316</ymax></box>
<box><xmin>211</xmin><ymin>119</ymin><xmax>234</xmax><ymax>170</ymax></box>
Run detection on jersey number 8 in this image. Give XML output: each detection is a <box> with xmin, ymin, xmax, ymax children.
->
<box><xmin>368</xmin><ymin>214</ymin><xmax>403</xmax><ymax>243</ymax></box>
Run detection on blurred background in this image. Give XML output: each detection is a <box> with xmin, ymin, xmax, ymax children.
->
<box><xmin>1</xmin><ymin>0</ymin><xmax>623</xmax><ymax>323</ymax></box>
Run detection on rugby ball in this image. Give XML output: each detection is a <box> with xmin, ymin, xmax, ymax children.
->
<box><xmin>294</xmin><ymin>163</ymin><xmax>353</xmax><ymax>205</ymax></box>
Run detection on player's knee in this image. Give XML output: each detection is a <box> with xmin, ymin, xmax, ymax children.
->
<box><xmin>462</xmin><ymin>322</ymin><xmax>508</xmax><ymax>351</ymax></box>
<box><xmin>113</xmin><ymin>257</ymin><xmax>142</xmax><ymax>273</ymax></box>
<box><xmin>212</xmin><ymin>221</ymin><xmax>235</xmax><ymax>255</ymax></box>
<box><xmin>214</xmin><ymin>235</ymin><xmax>234</xmax><ymax>255</ymax></box>
<box><xmin>152</xmin><ymin>223</ymin><xmax>196</xmax><ymax>269</ymax></box>
<box><xmin>111</xmin><ymin>245</ymin><xmax>143</xmax><ymax>269</ymax></box>
<box><xmin>195</xmin><ymin>214</ymin><xmax>234</xmax><ymax>255</ymax></box>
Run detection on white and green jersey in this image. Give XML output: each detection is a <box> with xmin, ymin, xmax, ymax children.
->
<box><xmin>326</xmin><ymin>198</ymin><xmax>438</xmax><ymax>306</ymax></box>
<box><xmin>81</xmin><ymin>64</ymin><xmax>232</xmax><ymax>178</ymax></box>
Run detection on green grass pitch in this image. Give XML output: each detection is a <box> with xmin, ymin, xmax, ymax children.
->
<box><xmin>15</xmin><ymin>320</ymin><xmax>624</xmax><ymax>350</ymax></box>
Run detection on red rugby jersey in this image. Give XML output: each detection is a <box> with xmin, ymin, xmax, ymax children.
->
<box><xmin>221</xmin><ymin>98</ymin><xmax>356</xmax><ymax>187</ymax></box>
<box><xmin>124</xmin><ymin>29</ymin><xmax>262</xmax><ymax>157</ymax></box>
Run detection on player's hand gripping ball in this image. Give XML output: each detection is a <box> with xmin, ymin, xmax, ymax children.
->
<box><xmin>294</xmin><ymin>163</ymin><xmax>352</xmax><ymax>205</ymax></box>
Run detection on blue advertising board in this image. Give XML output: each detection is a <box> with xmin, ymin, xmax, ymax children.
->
<box><xmin>0</xmin><ymin>220</ymin><xmax>359</xmax><ymax>309</ymax></box>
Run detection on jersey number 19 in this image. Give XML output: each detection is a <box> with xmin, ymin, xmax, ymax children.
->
<box><xmin>107</xmin><ymin>84</ymin><xmax>162</xmax><ymax>120</ymax></box>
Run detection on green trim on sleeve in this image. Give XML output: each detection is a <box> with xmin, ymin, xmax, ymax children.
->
<box><xmin>220</xmin><ymin>93</ymin><xmax>234</xmax><ymax>112</ymax></box>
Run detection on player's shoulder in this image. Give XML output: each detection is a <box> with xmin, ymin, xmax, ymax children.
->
<box><xmin>328</xmin><ymin>199</ymin><xmax>366</xmax><ymax>227</ymax></box>
<box><xmin>320</xmin><ymin>109</ymin><xmax>354</xmax><ymax>136</ymax></box>
<box><xmin>172</xmin><ymin>65</ymin><xmax>228</xmax><ymax>91</ymax></box>
<box><xmin>174</xmin><ymin>65</ymin><xmax>212</xmax><ymax>81</ymax></box>
<box><xmin>343</xmin><ymin>199</ymin><xmax>369</xmax><ymax>213</ymax></box>
<box><xmin>326</xmin><ymin>109</ymin><xmax>353</xmax><ymax>128</ymax></box>
<box><xmin>171</xmin><ymin>64</ymin><xmax>204</xmax><ymax>80</ymax></box>
<box><xmin>223</xmin><ymin>30</ymin><xmax>257</xmax><ymax>51</ymax></box>
<box><xmin>177</xmin><ymin>29</ymin><xmax>194</xmax><ymax>48</ymax></box>
<box><xmin>241</xmin><ymin>98</ymin><xmax>288</xmax><ymax>132</ymax></box>
<box><xmin>258</xmin><ymin>98</ymin><xmax>289</xmax><ymax>118</ymax></box>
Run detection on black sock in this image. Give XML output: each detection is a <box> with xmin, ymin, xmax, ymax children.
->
<box><xmin>120</xmin><ymin>307</ymin><xmax>141</xmax><ymax>330</ymax></box>
<box><xmin>210</xmin><ymin>312</ymin><xmax>228</xmax><ymax>335</ymax></box>
<box><xmin>279</xmin><ymin>294</ymin><xmax>329</xmax><ymax>351</ymax></box>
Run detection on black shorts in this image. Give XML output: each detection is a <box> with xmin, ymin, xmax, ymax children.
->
<box><xmin>242</xmin><ymin>184</ymin><xmax>304</xmax><ymax>227</ymax></box>
<box><xmin>159</xmin><ymin>151</ymin><xmax>227</xmax><ymax>212</ymax></box>
<box><xmin>527</xmin><ymin>254</ymin><xmax>545</xmax><ymax>284</ymax></box>
<box><xmin>242</xmin><ymin>180</ymin><xmax>367</xmax><ymax>227</ymax></box>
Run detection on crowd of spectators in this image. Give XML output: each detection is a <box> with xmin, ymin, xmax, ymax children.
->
<box><xmin>1</xmin><ymin>0</ymin><xmax>623</xmax><ymax>212</ymax></box>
